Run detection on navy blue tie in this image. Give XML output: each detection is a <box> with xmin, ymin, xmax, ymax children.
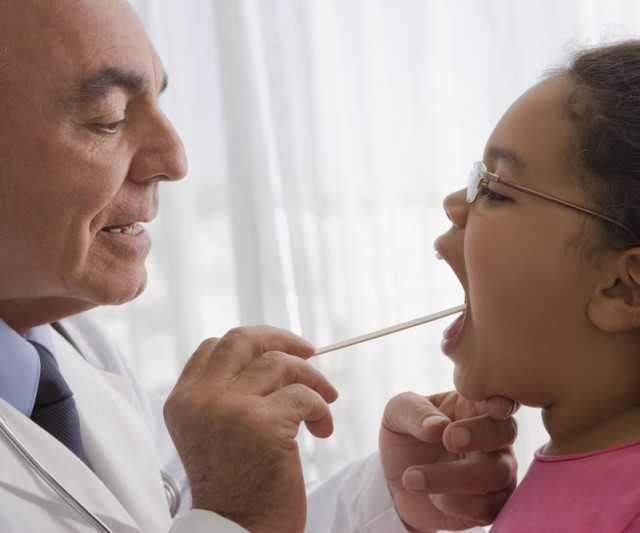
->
<box><xmin>30</xmin><ymin>342</ymin><xmax>90</xmax><ymax>466</ymax></box>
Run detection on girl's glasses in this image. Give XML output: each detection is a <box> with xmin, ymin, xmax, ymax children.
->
<box><xmin>467</xmin><ymin>161</ymin><xmax>634</xmax><ymax>236</ymax></box>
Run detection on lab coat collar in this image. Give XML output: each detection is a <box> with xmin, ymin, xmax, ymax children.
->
<box><xmin>0</xmin><ymin>329</ymin><xmax>173</xmax><ymax>532</ymax></box>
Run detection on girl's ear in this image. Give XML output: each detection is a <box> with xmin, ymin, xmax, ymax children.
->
<box><xmin>588</xmin><ymin>250</ymin><xmax>640</xmax><ymax>332</ymax></box>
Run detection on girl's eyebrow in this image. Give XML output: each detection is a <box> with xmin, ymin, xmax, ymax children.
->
<box><xmin>488</xmin><ymin>146</ymin><xmax>527</xmax><ymax>174</ymax></box>
<box><xmin>69</xmin><ymin>66</ymin><xmax>169</xmax><ymax>106</ymax></box>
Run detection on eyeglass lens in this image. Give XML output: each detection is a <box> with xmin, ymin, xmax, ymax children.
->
<box><xmin>467</xmin><ymin>161</ymin><xmax>483</xmax><ymax>204</ymax></box>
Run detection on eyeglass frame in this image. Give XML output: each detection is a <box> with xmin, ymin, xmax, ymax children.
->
<box><xmin>467</xmin><ymin>161</ymin><xmax>634</xmax><ymax>237</ymax></box>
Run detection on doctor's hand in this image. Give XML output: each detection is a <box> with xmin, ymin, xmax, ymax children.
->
<box><xmin>379</xmin><ymin>391</ymin><xmax>518</xmax><ymax>533</ymax></box>
<box><xmin>164</xmin><ymin>326</ymin><xmax>338</xmax><ymax>533</ymax></box>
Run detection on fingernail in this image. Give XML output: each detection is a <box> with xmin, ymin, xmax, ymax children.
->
<box><xmin>501</xmin><ymin>397</ymin><xmax>515</xmax><ymax>418</ymax></box>
<box><xmin>403</xmin><ymin>470</ymin><xmax>426</xmax><ymax>491</ymax></box>
<box><xmin>451</xmin><ymin>427</ymin><xmax>470</xmax><ymax>449</ymax></box>
<box><xmin>421</xmin><ymin>415</ymin><xmax>449</xmax><ymax>429</ymax></box>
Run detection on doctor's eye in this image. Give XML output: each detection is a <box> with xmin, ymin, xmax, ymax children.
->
<box><xmin>90</xmin><ymin>119</ymin><xmax>127</xmax><ymax>135</ymax></box>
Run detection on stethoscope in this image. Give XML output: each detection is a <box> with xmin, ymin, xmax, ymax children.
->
<box><xmin>0</xmin><ymin>412</ymin><xmax>182</xmax><ymax>532</ymax></box>
<box><xmin>0</xmin><ymin>322</ymin><xmax>182</xmax><ymax>532</ymax></box>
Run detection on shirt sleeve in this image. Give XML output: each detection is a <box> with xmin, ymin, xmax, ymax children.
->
<box><xmin>306</xmin><ymin>452</ymin><xmax>408</xmax><ymax>532</ymax></box>
<box><xmin>306</xmin><ymin>452</ymin><xmax>487</xmax><ymax>533</ymax></box>
<box><xmin>168</xmin><ymin>455</ymin><xmax>403</xmax><ymax>533</ymax></box>
<box><xmin>169</xmin><ymin>509</ymin><xmax>249</xmax><ymax>532</ymax></box>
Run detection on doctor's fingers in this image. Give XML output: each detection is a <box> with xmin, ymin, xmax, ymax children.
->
<box><xmin>267</xmin><ymin>384</ymin><xmax>335</xmax><ymax>439</ymax></box>
<box><xmin>181</xmin><ymin>326</ymin><xmax>316</xmax><ymax>380</ymax></box>
<box><xmin>403</xmin><ymin>448</ymin><xmax>516</xmax><ymax>496</ymax></box>
<box><xmin>235</xmin><ymin>351</ymin><xmax>338</xmax><ymax>404</ymax></box>
<box><xmin>382</xmin><ymin>392</ymin><xmax>452</xmax><ymax>443</ymax></box>
<box><xmin>442</xmin><ymin>414</ymin><xmax>517</xmax><ymax>454</ymax></box>
<box><xmin>484</xmin><ymin>396</ymin><xmax>520</xmax><ymax>421</ymax></box>
<box><xmin>430</xmin><ymin>489</ymin><xmax>513</xmax><ymax>526</ymax></box>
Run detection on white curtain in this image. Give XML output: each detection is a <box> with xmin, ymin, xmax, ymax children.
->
<box><xmin>95</xmin><ymin>0</ymin><xmax>640</xmax><ymax>485</ymax></box>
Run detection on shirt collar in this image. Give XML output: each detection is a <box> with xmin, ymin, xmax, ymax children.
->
<box><xmin>0</xmin><ymin>320</ymin><xmax>56</xmax><ymax>416</ymax></box>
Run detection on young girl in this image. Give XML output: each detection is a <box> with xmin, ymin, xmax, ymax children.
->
<box><xmin>434</xmin><ymin>40</ymin><xmax>640</xmax><ymax>531</ymax></box>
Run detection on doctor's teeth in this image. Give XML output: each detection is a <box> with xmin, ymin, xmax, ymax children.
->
<box><xmin>106</xmin><ymin>224</ymin><xmax>143</xmax><ymax>235</ymax></box>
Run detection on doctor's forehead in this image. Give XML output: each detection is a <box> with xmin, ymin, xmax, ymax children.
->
<box><xmin>0</xmin><ymin>0</ymin><xmax>148</xmax><ymax>56</ymax></box>
<box><xmin>0</xmin><ymin>0</ymin><xmax>161</xmax><ymax>92</ymax></box>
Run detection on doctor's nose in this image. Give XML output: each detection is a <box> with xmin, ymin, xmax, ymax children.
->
<box><xmin>129</xmin><ymin>110</ymin><xmax>188</xmax><ymax>184</ymax></box>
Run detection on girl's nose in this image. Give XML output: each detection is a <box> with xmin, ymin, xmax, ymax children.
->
<box><xmin>443</xmin><ymin>188</ymin><xmax>469</xmax><ymax>228</ymax></box>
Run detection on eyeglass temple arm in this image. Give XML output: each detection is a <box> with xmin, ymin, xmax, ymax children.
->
<box><xmin>486</xmin><ymin>174</ymin><xmax>632</xmax><ymax>234</ymax></box>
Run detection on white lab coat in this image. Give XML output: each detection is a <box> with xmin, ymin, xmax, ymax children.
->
<box><xmin>0</xmin><ymin>312</ymin><xmax>482</xmax><ymax>532</ymax></box>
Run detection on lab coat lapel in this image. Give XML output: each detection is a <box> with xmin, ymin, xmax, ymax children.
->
<box><xmin>52</xmin><ymin>335</ymin><xmax>173</xmax><ymax>533</ymax></box>
<box><xmin>0</xmin><ymin>398</ymin><xmax>141</xmax><ymax>532</ymax></box>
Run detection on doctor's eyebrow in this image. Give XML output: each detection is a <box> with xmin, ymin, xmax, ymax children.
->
<box><xmin>70</xmin><ymin>67</ymin><xmax>169</xmax><ymax>106</ymax></box>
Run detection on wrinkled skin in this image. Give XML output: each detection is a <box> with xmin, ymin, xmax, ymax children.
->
<box><xmin>164</xmin><ymin>326</ymin><xmax>338</xmax><ymax>532</ymax></box>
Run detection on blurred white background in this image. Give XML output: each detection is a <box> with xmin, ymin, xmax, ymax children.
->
<box><xmin>94</xmin><ymin>0</ymin><xmax>640</xmax><ymax>486</ymax></box>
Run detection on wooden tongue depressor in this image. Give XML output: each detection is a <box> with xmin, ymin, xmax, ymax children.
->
<box><xmin>315</xmin><ymin>303</ymin><xmax>466</xmax><ymax>355</ymax></box>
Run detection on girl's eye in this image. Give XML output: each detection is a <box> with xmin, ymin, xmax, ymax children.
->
<box><xmin>479</xmin><ymin>184</ymin><xmax>508</xmax><ymax>202</ymax></box>
<box><xmin>91</xmin><ymin>119</ymin><xmax>126</xmax><ymax>134</ymax></box>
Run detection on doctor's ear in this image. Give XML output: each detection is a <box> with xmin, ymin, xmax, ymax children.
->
<box><xmin>588</xmin><ymin>249</ymin><xmax>640</xmax><ymax>333</ymax></box>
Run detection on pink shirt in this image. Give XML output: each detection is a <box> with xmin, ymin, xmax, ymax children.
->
<box><xmin>491</xmin><ymin>440</ymin><xmax>640</xmax><ymax>532</ymax></box>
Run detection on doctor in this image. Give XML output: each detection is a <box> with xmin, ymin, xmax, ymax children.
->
<box><xmin>0</xmin><ymin>0</ymin><xmax>517</xmax><ymax>531</ymax></box>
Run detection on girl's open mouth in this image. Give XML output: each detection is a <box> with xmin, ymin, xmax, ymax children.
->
<box><xmin>441</xmin><ymin>304</ymin><xmax>466</xmax><ymax>356</ymax></box>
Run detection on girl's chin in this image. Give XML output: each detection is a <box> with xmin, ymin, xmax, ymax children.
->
<box><xmin>452</xmin><ymin>368</ymin><xmax>490</xmax><ymax>402</ymax></box>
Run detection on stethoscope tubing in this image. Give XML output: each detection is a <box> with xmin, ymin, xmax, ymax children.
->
<box><xmin>0</xmin><ymin>414</ymin><xmax>112</xmax><ymax>532</ymax></box>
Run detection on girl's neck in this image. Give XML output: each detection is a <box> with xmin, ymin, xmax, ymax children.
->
<box><xmin>541</xmin><ymin>397</ymin><xmax>640</xmax><ymax>456</ymax></box>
